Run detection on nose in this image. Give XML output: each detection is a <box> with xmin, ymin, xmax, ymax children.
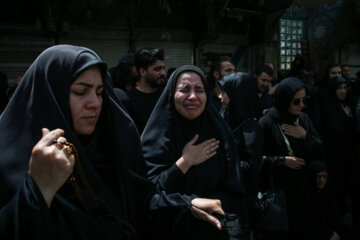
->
<box><xmin>188</xmin><ymin>90</ymin><xmax>197</xmax><ymax>100</ymax></box>
<box><xmin>160</xmin><ymin>68</ymin><xmax>166</xmax><ymax>77</ymax></box>
<box><xmin>86</xmin><ymin>91</ymin><xmax>101</xmax><ymax>109</ymax></box>
<box><xmin>299</xmin><ymin>100</ymin><xmax>304</xmax><ymax>108</ymax></box>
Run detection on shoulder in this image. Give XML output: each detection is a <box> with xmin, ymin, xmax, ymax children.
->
<box><xmin>258</xmin><ymin>112</ymin><xmax>275</xmax><ymax>128</ymax></box>
<box><xmin>127</xmin><ymin>87</ymin><xmax>140</xmax><ymax>97</ymax></box>
<box><xmin>114</xmin><ymin>88</ymin><xmax>129</xmax><ymax>101</ymax></box>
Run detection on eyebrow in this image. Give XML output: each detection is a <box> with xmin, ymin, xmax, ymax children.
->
<box><xmin>73</xmin><ymin>82</ymin><xmax>104</xmax><ymax>89</ymax></box>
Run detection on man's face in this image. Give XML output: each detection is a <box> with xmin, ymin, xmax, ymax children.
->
<box><xmin>219</xmin><ymin>61</ymin><xmax>235</xmax><ymax>79</ymax></box>
<box><xmin>329</xmin><ymin>66</ymin><xmax>342</xmax><ymax>79</ymax></box>
<box><xmin>214</xmin><ymin>61</ymin><xmax>235</xmax><ymax>81</ymax></box>
<box><xmin>144</xmin><ymin>60</ymin><xmax>165</xmax><ymax>88</ymax></box>
<box><xmin>256</xmin><ymin>72</ymin><xmax>272</xmax><ymax>93</ymax></box>
<box><xmin>342</xmin><ymin>66</ymin><xmax>350</xmax><ymax>78</ymax></box>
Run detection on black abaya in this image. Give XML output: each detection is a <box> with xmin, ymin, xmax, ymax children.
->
<box><xmin>0</xmin><ymin>45</ymin><xmax>192</xmax><ymax>240</ymax></box>
<box><xmin>141</xmin><ymin>65</ymin><xmax>245</xmax><ymax>239</ymax></box>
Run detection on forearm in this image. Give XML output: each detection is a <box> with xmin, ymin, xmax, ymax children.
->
<box><xmin>149</xmin><ymin>163</ymin><xmax>186</xmax><ymax>193</ymax></box>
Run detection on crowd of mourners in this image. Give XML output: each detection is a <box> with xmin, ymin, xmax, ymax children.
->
<box><xmin>0</xmin><ymin>44</ymin><xmax>359</xmax><ymax>240</ymax></box>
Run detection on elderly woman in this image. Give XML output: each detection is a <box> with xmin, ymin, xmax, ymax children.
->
<box><xmin>141</xmin><ymin>65</ymin><xmax>245</xmax><ymax>239</ymax></box>
<box><xmin>306</xmin><ymin>161</ymin><xmax>344</xmax><ymax>240</ymax></box>
<box><xmin>258</xmin><ymin>78</ymin><xmax>323</xmax><ymax>240</ymax></box>
<box><xmin>0</xmin><ymin>45</ymin><xmax>220</xmax><ymax>240</ymax></box>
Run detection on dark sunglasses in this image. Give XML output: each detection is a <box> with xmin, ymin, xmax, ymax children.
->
<box><xmin>292</xmin><ymin>96</ymin><xmax>309</xmax><ymax>106</ymax></box>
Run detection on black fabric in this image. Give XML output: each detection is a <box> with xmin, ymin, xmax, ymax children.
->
<box><xmin>114</xmin><ymin>87</ymin><xmax>132</xmax><ymax>115</ymax></box>
<box><xmin>221</xmin><ymin>72</ymin><xmax>261</xmax><ymax>129</ymax></box>
<box><xmin>257</xmin><ymin>92</ymin><xmax>273</xmax><ymax>117</ymax></box>
<box><xmin>255</xmin><ymin>188</ymin><xmax>288</xmax><ymax>232</ymax></box>
<box><xmin>318</xmin><ymin>76</ymin><xmax>357</xmax><ymax>212</ymax></box>
<box><xmin>258</xmin><ymin>77</ymin><xmax>323</xmax><ymax>240</ymax></box>
<box><xmin>297</xmin><ymin>72</ymin><xmax>321</xmax><ymax>133</ymax></box>
<box><xmin>141</xmin><ymin>65</ymin><xmax>245</xmax><ymax>239</ymax></box>
<box><xmin>306</xmin><ymin>161</ymin><xmax>345</xmax><ymax>240</ymax></box>
<box><xmin>301</xmin><ymin>84</ymin><xmax>322</xmax><ymax>134</ymax></box>
<box><xmin>0</xmin><ymin>45</ymin><xmax>192</xmax><ymax>240</ymax></box>
<box><xmin>126</xmin><ymin>87</ymin><xmax>163</xmax><ymax>134</ymax></box>
<box><xmin>232</xmin><ymin>118</ymin><xmax>264</xmax><ymax>205</ymax></box>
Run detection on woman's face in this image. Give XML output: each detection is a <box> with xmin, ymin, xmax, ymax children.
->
<box><xmin>336</xmin><ymin>83</ymin><xmax>347</xmax><ymax>101</ymax></box>
<box><xmin>316</xmin><ymin>171</ymin><xmax>328</xmax><ymax>189</ymax></box>
<box><xmin>288</xmin><ymin>88</ymin><xmax>306</xmax><ymax>115</ymax></box>
<box><xmin>174</xmin><ymin>72</ymin><xmax>207</xmax><ymax>120</ymax></box>
<box><xmin>69</xmin><ymin>66</ymin><xmax>103</xmax><ymax>135</ymax></box>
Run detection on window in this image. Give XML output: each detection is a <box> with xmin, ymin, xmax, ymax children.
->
<box><xmin>279</xmin><ymin>18</ymin><xmax>304</xmax><ymax>71</ymax></box>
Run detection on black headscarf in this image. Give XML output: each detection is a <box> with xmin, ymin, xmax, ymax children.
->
<box><xmin>319</xmin><ymin>76</ymin><xmax>355</xmax><ymax>138</ymax></box>
<box><xmin>327</xmin><ymin>76</ymin><xmax>349</xmax><ymax>103</ymax></box>
<box><xmin>221</xmin><ymin>72</ymin><xmax>259</xmax><ymax>128</ymax></box>
<box><xmin>141</xmin><ymin>65</ymin><xmax>243</xmax><ymax>196</ymax></box>
<box><xmin>263</xmin><ymin>77</ymin><xmax>318</xmax><ymax>161</ymax></box>
<box><xmin>0</xmin><ymin>45</ymin><xmax>146</xmax><ymax>238</ymax></box>
<box><xmin>308</xmin><ymin>161</ymin><xmax>329</xmax><ymax>191</ymax></box>
<box><xmin>306</xmin><ymin>161</ymin><xmax>344</xmax><ymax>239</ymax></box>
<box><xmin>271</xmin><ymin>77</ymin><xmax>306</xmax><ymax>124</ymax></box>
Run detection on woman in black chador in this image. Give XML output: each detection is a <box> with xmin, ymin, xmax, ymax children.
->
<box><xmin>318</xmin><ymin>76</ymin><xmax>357</xmax><ymax>217</ymax></box>
<box><xmin>0</xmin><ymin>45</ymin><xmax>203</xmax><ymax>240</ymax></box>
<box><xmin>258</xmin><ymin>78</ymin><xmax>323</xmax><ymax>240</ymax></box>
<box><xmin>141</xmin><ymin>65</ymin><xmax>246</xmax><ymax>239</ymax></box>
<box><xmin>306</xmin><ymin>161</ymin><xmax>344</xmax><ymax>240</ymax></box>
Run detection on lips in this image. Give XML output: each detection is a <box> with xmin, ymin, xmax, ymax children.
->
<box><xmin>81</xmin><ymin>116</ymin><xmax>97</xmax><ymax>122</ymax></box>
<box><xmin>184</xmin><ymin>104</ymin><xmax>199</xmax><ymax>110</ymax></box>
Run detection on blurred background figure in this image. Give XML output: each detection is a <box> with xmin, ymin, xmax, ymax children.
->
<box><xmin>109</xmin><ymin>53</ymin><xmax>138</xmax><ymax>91</ymax></box>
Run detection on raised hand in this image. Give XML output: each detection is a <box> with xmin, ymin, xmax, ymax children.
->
<box><xmin>176</xmin><ymin>134</ymin><xmax>220</xmax><ymax>174</ymax></box>
<box><xmin>29</xmin><ymin>128</ymin><xmax>75</xmax><ymax>207</ymax></box>
<box><xmin>191</xmin><ymin>198</ymin><xmax>225</xmax><ymax>230</ymax></box>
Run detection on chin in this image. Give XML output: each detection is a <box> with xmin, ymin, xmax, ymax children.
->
<box><xmin>76</xmin><ymin>127</ymin><xmax>96</xmax><ymax>135</ymax></box>
<box><xmin>183</xmin><ymin>113</ymin><xmax>199</xmax><ymax>120</ymax></box>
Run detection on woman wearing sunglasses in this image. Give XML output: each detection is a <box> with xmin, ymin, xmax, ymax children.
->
<box><xmin>257</xmin><ymin>77</ymin><xmax>323</xmax><ymax>240</ymax></box>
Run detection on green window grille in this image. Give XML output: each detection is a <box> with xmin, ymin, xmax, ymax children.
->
<box><xmin>279</xmin><ymin>18</ymin><xmax>305</xmax><ymax>71</ymax></box>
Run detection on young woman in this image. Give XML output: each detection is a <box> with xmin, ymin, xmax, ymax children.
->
<box><xmin>0</xmin><ymin>45</ymin><xmax>220</xmax><ymax>240</ymax></box>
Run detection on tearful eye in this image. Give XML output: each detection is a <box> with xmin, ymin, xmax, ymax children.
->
<box><xmin>177</xmin><ymin>87</ymin><xmax>190</xmax><ymax>93</ymax></box>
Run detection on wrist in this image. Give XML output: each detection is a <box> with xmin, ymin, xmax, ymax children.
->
<box><xmin>42</xmin><ymin>190</ymin><xmax>55</xmax><ymax>208</ymax></box>
<box><xmin>176</xmin><ymin>156</ymin><xmax>191</xmax><ymax>174</ymax></box>
<box><xmin>31</xmin><ymin>175</ymin><xmax>56</xmax><ymax>208</ymax></box>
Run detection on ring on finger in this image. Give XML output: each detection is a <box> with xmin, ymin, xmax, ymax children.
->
<box><xmin>53</xmin><ymin>139</ymin><xmax>66</xmax><ymax>148</ymax></box>
<box><xmin>63</xmin><ymin>145</ymin><xmax>73</xmax><ymax>156</ymax></box>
